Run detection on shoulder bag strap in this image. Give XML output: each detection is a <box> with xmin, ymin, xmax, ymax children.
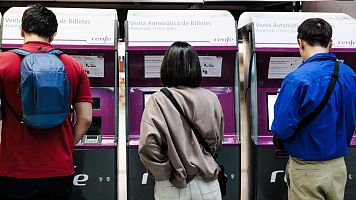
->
<box><xmin>160</xmin><ymin>88</ymin><xmax>213</xmax><ymax>155</ymax></box>
<box><xmin>284</xmin><ymin>61</ymin><xmax>340</xmax><ymax>143</ymax></box>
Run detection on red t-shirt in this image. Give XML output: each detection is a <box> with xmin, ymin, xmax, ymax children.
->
<box><xmin>0</xmin><ymin>41</ymin><xmax>92</xmax><ymax>178</ymax></box>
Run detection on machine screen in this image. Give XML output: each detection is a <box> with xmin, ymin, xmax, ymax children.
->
<box><xmin>86</xmin><ymin>117</ymin><xmax>102</xmax><ymax>135</ymax></box>
<box><xmin>267</xmin><ymin>93</ymin><xmax>279</xmax><ymax>131</ymax></box>
<box><xmin>92</xmin><ymin>97</ymin><xmax>100</xmax><ymax>109</ymax></box>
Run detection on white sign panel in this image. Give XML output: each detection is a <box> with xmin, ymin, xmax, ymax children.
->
<box><xmin>238</xmin><ymin>12</ymin><xmax>356</xmax><ymax>49</ymax></box>
<box><xmin>199</xmin><ymin>56</ymin><xmax>223</xmax><ymax>77</ymax></box>
<box><xmin>2</xmin><ymin>7</ymin><xmax>117</xmax><ymax>47</ymax></box>
<box><xmin>127</xmin><ymin>10</ymin><xmax>236</xmax><ymax>47</ymax></box>
<box><xmin>72</xmin><ymin>55</ymin><xmax>105</xmax><ymax>78</ymax></box>
<box><xmin>268</xmin><ymin>57</ymin><xmax>303</xmax><ymax>79</ymax></box>
<box><xmin>144</xmin><ymin>56</ymin><xmax>163</xmax><ymax>78</ymax></box>
<box><xmin>144</xmin><ymin>55</ymin><xmax>223</xmax><ymax>78</ymax></box>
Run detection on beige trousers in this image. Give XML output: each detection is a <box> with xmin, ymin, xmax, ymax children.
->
<box><xmin>154</xmin><ymin>176</ymin><xmax>221</xmax><ymax>200</ymax></box>
<box><xmin>286</xmin><ymin>156</ymin><xmax>347</xmax><ymax>200</ymax></box>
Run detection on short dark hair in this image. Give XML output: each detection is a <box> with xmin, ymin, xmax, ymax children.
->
<box><xmin>161</xmin><ymin>41</ymin><xmax>202</xmax><ymax>88</ymax></box>
<box><xmin>297</xmin><ymin>18</ymin><xmax>332</xmax><ymax>48</ymax></box>
<box><xmin>22</xmin><ymin>4</ymin><xmax>58</xmax><ymax>38</ymax></box>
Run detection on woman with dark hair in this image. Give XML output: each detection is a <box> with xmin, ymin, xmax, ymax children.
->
<box><xmin>139</xmin><ymin>41</ymin><xmax>223</xmax><ymax>200</ymax></box>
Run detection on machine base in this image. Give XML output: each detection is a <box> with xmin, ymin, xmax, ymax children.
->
<box><xmin>253</xmin><ymin>145</ymin><xmax>356</xmax><ymax>200</ymax></box>
<box><xmin>70</xmin><ymin>149</ymin><xmax>117</xmax><ymax>200</ymax></box>
<box><xmin>128</xmin><ymin>146</ymin><xmax>240</xmax><ymax>200</ymax></box>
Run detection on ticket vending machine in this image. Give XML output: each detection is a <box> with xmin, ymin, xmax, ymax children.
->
<box><xmin>125</xmin><ymin>10</ymin><xmax>240</xmax><ymax>200</ymax></box>
<box><xmin>238</xmin><ymin>12</ymin><xmax>356</xmax><ymax>200</ymax></box>
<box><xmin>2</xmin><ymin>7</ymin><xmax>119</xmax><ymax>200</ymax></box>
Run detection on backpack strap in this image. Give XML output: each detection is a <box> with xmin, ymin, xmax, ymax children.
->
<box><xmin>47</xmin><ymin>49</ymin><xmax>63</xmax><ymax>55</ymax></box>
<box><xmin>2</xmin><ymin>49</ymin><xmax>31</xmax><ymax>122</ymax></box>
<box><xmin>9</xmin><ymin>48</ymin><xmax>63</xmax><ymax>56</ymax></box>
<box><xmin>9</xmin><ymin>49</ymin><xmax>32</xmax><ymax>56</ymax></box>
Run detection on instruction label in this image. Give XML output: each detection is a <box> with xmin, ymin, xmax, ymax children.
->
<box><xmin>199</xmin><ymin>56</ymin><xmax>222</xmax><ymax>77</ymax></box>
<box><xmin>144</xmin><ymin>56</ymin><xmax>163</xmax><ymax>78</ymax></box>
<box><xmin>268</xmin><ymin>57</ymin><xmax>303</xmax><ymax>79</ymax></box>
<box><xmin>72</xmin><ymin>55</ymin><xmax>105</xmax><ymax>78</ymax></box>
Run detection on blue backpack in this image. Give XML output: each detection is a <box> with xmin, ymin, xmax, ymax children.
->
<box><xmin>4</xmin><ymin>48</ymin><xmax>70</xmax><ymax>129</ymax></box>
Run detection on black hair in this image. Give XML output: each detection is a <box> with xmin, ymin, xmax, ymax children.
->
<box><xmin>297</xmin><ymin>18</ymin><xmax>332</xmax><ymax>48</ymax></box>
<box><xmin>22</xmin><ymin>4</ymin><xmax>58</xmax><ymax>38</ymax></box>
<box><xmin>160</xmin><ymin>41</ymin><xmax>202</xmax><ymax>88</ymax></box>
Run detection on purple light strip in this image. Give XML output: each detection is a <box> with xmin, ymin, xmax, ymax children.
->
<box><xmin>4</xmin><ymin>38</ymin><xmax>88</xmax><ymax>42</ymax></box>
<box><xmin>255</xmin><ymin>47</ymin><xmax>356</xmax><ymax>53</ymax></box>
<box><xmin>128</xmin><ymin>46</ymin><xmax>237</xmax><ymax>51</ymax></box>
<box><xmin>2</xmin><ymin>43</ymin><xmax>115</xmax><ymax>50</ymax></box>
<box><xmin>255</xmin><ymin>48</ymin><xmax>299</xmax><ymax>52</ymax></box>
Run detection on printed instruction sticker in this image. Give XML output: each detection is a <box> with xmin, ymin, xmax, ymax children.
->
<box><xmin>268</xmin><ymin>57</ymin><xmax>303</xmax><ymax>79</ymax></box>
<box><xmin>199</xmin><ymin>56</ymin><xmax>223</xmax><ymax>77</ymax></box>
<box><xmin>144</xmin><ymin>56</ymin><xmax>164</xmax><ymax>78</ymax></box>
<box><xmin>72</xmin><ymin>55</ymin><xmax>105</xmax><ymax>78</ymax></box>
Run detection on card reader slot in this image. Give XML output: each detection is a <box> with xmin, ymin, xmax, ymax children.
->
<box><xmin>81</xmin><ymin>117</ymin><xmax>102</xmax><ymax>144</ymax></box>
<box><xmin>86</xmin><ymin>117</ymin><xmax>101</xmax><ymax>135</ymax></box>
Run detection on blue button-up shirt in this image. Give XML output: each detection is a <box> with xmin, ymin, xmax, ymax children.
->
<box><xmin>272</xmin><ymin>53</ymin><xmax>356</xmax><ymax>161</ymax></box>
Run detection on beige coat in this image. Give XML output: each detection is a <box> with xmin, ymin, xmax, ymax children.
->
<box><xmin>139</xmin><ymin>87</ymin><xmax>224</xmax><ymax>188</ymax></box>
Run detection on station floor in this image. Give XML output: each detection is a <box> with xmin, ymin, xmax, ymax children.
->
<box><xmin>117</xmin><ymin>80</ymin><xmax>250</xmax><ymax>200</ymax></box>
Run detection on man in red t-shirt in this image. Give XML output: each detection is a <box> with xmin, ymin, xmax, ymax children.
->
<box><xmin>0</xmin><ymin>5</ymin><xmax>92</xmax><ymax>200</ymax></box>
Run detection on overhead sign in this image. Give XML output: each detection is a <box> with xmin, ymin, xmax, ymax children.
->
<box><xmin>127</xmin><ymin>10</ymin><xmax>237</xmax><ymax>48</ymax></box>
<box><xmin>2</xmin><ymin>7</ymin><xmax>117</xmax><ymax>49</ymax></box>
<box><xmin>238</xmin><ymin>12</ymin><xmax>356</xmax><ymax>49</ymax></box>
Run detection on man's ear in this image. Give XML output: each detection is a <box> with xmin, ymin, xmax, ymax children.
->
<box><xmin>49</xmin><ymin>32</ymin><xmax>57</xmax><ymax>43</ymax></box>
<box><xmin>298</xmin><ymin>39</ymin><xmax>305</xmax><ymax>50</ymax></box>
<box><xmin>21</xmin><ymin>28</ymin><xmax>25</xmax><ymax>38</ymax></box>
<box><xmin>327</xmin><ymin>39</ymin><xmax>333</xmax><ymax>50</ymax></box>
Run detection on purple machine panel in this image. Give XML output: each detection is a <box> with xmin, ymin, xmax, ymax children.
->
<box><xmin>127</xmin><ymin>49</ymin><xmax>238</xmax><ymax>148</ymax></box>
<box><xmin>67</xmin><ymin>49</ymin><xmax>116</xmax><ymax>149</ymax></box>
<box><xmin>76</xmin><ymin>87</ymin><xmax>115</xmax><ymax>149</ymax></box>
<box><xmin>128</xmin><ymin>87</ymin><xmax>236</xmax><ymax>146</ymax></box>
<box><xmin>254</xmin><ymin>49</ymin><xmax>356</xmax><ymax>146</ymax></box>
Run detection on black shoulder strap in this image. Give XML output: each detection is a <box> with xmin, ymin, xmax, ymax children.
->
<box><xmin>284</xmin><ymin>61</ymin><xmax>340</xmax><ymax>143</ymax></box>
<box><xmin>2</xmin><ymin>98</ymin><xmax>23</xmax><ymax>123</ymax></box>
<box><xmin>160</xmin><ymin>88</ymin><xmax>213</xmax><ymax>155</ymax></box>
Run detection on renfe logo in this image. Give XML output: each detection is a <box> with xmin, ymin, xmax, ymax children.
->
<box><xmin>91</xmin><ymin>36</ymin><xmax>112</xmax><ymax>44</ymax></box>
<box><xmin>211</xmin><ymin>36</ymin><xmax>234</xmax><ymax>45</ymax></box>
<box><xmin>142</xmin><ymin>173</ymin><xmax>149</xmax><ymax>184</ymax></box>
<box><xmin>73</xmin><ymin>174</ymin><xmax>89</xmax><ymax>186</ymax></box>
<box><xmin>270</xmin><ymin>170</ymin><xmax>286</xmax><ymax>183</ymax></box>
<box><xmin>337</xmin><ymin>40</ymin><xmax>356</xmax><ymax>47</ymax></box>
<box><xmin>73</xmin><ymin>165</ymin><xmax>89</xmax><ymax>186</ymax></box>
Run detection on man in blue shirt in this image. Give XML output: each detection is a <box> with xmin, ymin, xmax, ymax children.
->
<box><xmin>272</xmin><ymin>18</ymin><xmax>356</xmax><ymax>200</ymax></box>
